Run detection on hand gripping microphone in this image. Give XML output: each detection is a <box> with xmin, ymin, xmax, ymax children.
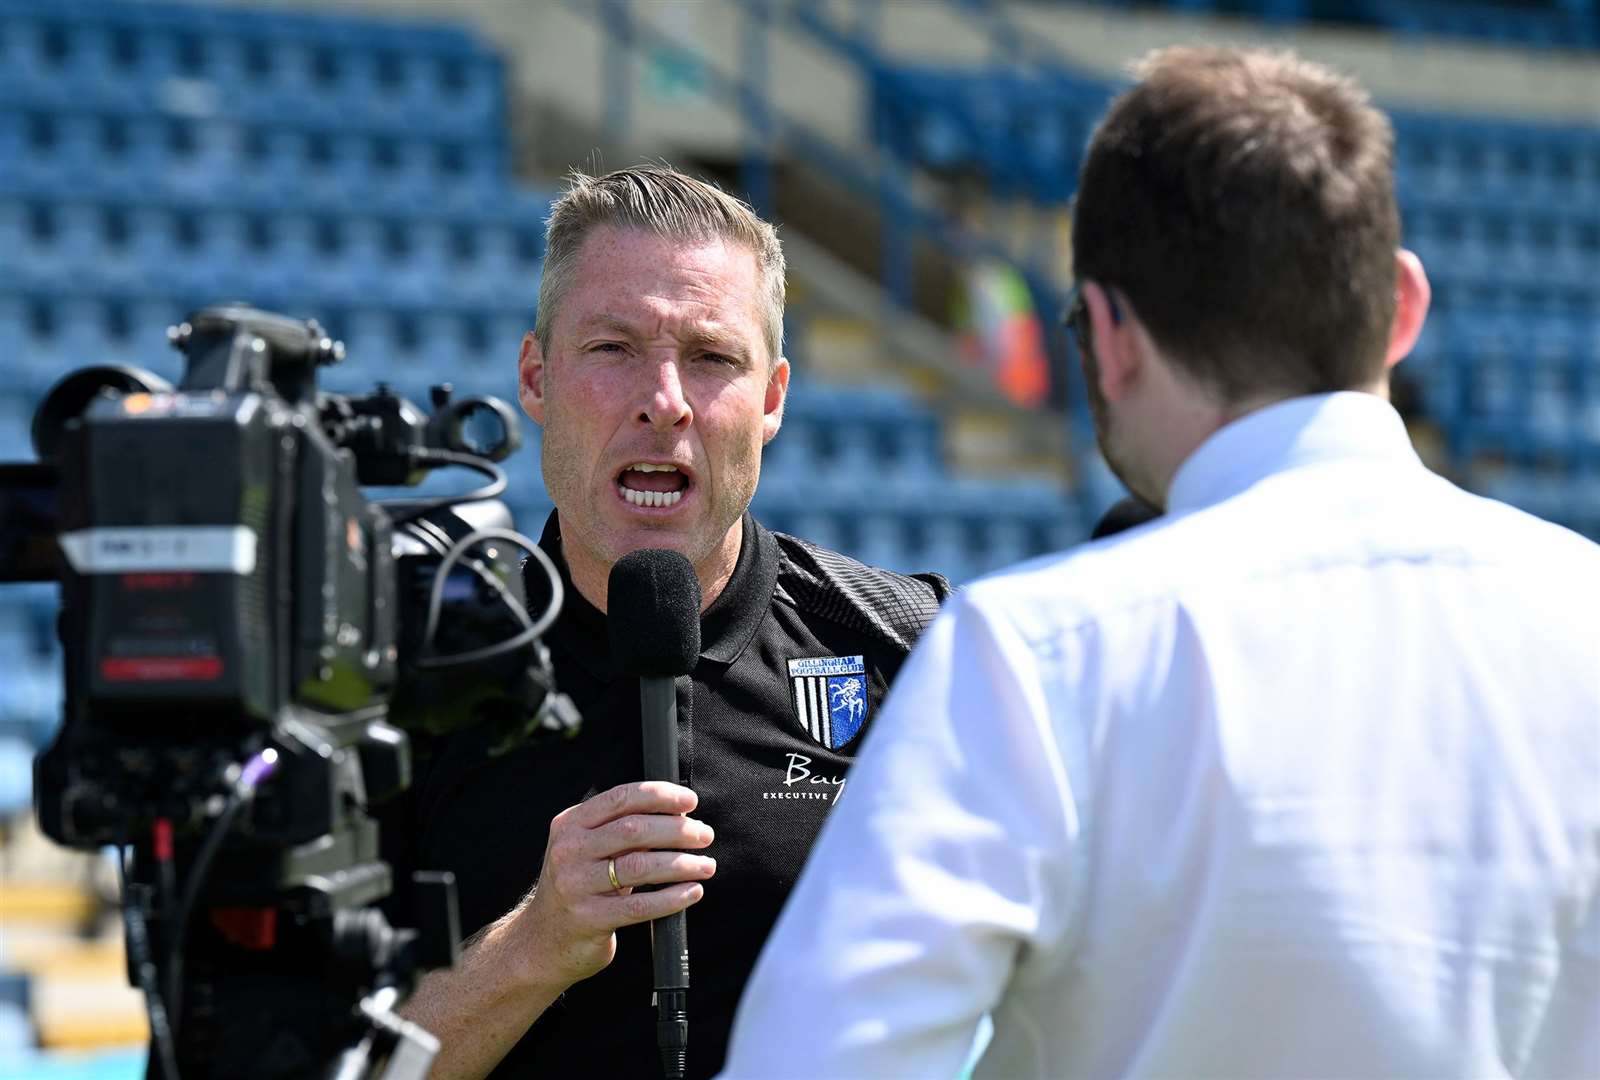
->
<box><xmin>607</xmin><ymin>549</ymin><xmax>701</xmax><ymax>1080</ymax></box>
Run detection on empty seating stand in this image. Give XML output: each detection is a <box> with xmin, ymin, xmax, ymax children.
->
<box><xmin>0</xmin><ymin>0</ymin><xmax>505</xmax><ymax>139</ymax></box>
<box><xmin>1065</xmin><ymin>0</ymin><xmax>1600</xmax><ymax>50</ymax></box>
<box><xmin>0</xmin><ymin>0</ymin><xmax>1091</xmax><ymax>671</ymax></box>
<box><xmin>0</xmin><ymin>0</ymin><xmax>561</xmax><ymax>802</ymax></box>
<box><xmin>1379</xmin><ymin>0</ymin><xmax>1600</xmax><ymax>51</ymax></box>
<box><xmin>753</xmin><ymin>383</ymin><xmax>1078</xmax><ymax>582</ymax></box>
<box><xmin>860</xmin><ymin>44</ymin><xmax>1600</xmax><ymax>543</ymax></box>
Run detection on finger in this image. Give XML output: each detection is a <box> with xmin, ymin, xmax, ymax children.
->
<box><xmin>587</xmin><ymin>813</ymin><xmax>714</xmax><ymax>862</ymax></box>
<box><xmin>566</xmin><ymin>781</ymin><xmax>698</xmax><ymax>829</ymax></box>
<box><xmin>606</xmin><ymin>882</ymin><xmax>707</xmax><ymax>928</ymax></box>
<box><xmin>606</xmin><ymin>851</ymin><xmax>717</xmax><ymax>893</ymax></box>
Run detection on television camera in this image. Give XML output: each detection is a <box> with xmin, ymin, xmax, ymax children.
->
<box><xmin>0</xmin><ymin>304</ymin><xmax>579</xmax><ymax>1078</ymax></box>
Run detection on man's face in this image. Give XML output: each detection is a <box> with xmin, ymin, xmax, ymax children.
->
<box><xmin>520</xmin><ymin>226</ymin><xmax>788</xmax><ymax>594</ymax></box>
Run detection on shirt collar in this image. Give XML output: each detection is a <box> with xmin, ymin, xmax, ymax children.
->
<box><xmin>1165</xmin><ymin>392</ymin><xmax>1421</xmax><ymax>516</ymax></box>
<box><xmin>530</xmin><ymin>510</ymin><xmax>780</xmax><ymax>678</ymax></box>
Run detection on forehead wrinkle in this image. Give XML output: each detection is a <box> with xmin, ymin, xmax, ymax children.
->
<box><xmin>573</xmin><ymin>306</ymin><xmax>754</xmax><ymax>355</ymax></box>
<box><xmin>572</xmin><ymin>314</ymin><xmax>641</xmax><ymax>339</ymax></box>
<box><xmin>559</xmin><ymin>230</ymin><xmax>769</xmax><ymax>359</ymax></box>
<box><xmin>678</xmin><ymin>319</ymin><xmax>751</xmax><ymax>353</ymax></box>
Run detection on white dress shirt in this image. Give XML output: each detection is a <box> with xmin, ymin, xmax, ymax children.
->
<box><xmin>722</xmin><ymin>392</ymin><xmax>1600</xmax><ymax>1079</ymax></box>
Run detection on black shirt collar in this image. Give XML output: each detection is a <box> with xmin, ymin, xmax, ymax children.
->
<box><xmin>529</xmin><ymin>510</ymin><xmax>780</xmax><ymax>677</ymax></box>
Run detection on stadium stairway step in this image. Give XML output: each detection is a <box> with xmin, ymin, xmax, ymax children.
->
<box><xmin>2</xmin><ymin>816</ymin><xmax>144</xmax><ymax>1052</ymax></box>
<box><xmin>781</xmin><ymin>230</ymin><xmax>1071</xmax><ymax>482</ymax></box>
<box><xmin>2</xmin><ymin>901</ymin><xmax>145</xmax><ymax>1051</ymax></box>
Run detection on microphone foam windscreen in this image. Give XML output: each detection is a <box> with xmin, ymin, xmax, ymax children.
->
<box><xmin>607</xmin><ymin>549</ymin><xmax>702</xmax><ymax>677</ymax></box>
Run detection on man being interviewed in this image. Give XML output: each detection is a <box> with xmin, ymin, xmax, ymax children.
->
<box><xmin>383</xmin><ymin>165</ymin><xmax>951</xmax><ymax>1079</ymax></box>
<box><xmin>722</xmin><ymin>47</ymin><xmax>1600</xmax><ymax>1079</ymax></box>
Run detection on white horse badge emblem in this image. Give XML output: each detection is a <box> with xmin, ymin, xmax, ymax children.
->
<box><xmin>787</xmin><ymin>655</ymin><xmax>870</xmax><ymax>749</ymax></box>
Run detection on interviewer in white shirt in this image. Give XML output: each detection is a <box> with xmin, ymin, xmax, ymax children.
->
<box><xmin>721</xmin><ymin>46</ymin><xmax>1600</xmax><ymax>1079</ymax></box>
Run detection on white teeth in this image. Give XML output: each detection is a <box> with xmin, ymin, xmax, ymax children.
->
<box><xmin>618</xmin><ymin>463</ymin><xmax>686</xmax><ymax>509</ymax></box>
<box><xmin>619</xmin><ymin>486</ymin><xmax>684</xmax><ymax>509</ymax></box>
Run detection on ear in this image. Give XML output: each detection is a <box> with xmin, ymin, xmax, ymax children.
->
<box><xmin>762</xmin><ymin>356</ymin><xmax>791</xmax><ymax>444</ymax></box>
<box><xmin>1084</xmin><ymin>281</ymin><xmax>1140</xmax><ymax>403</ymax></box>
<box><xmin>518</xmin><ymin>331</ymin><xmax>547</xmax><ymax>425</ymax></box>
<box><xmin>1386</xmin><ymin>249</ymin><xmax>1431</xmax><ymax>371</ymax></box>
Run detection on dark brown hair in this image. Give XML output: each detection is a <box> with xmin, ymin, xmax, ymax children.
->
<box><xmin>1072</xmin><ymin>46</ymin><xmax>1399</xmax><ymax>401</ymax></box>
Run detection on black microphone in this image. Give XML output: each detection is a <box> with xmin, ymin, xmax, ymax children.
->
<box><xmin>607</xmin><ymin>549</ymin><xmax>701</xmax><ymax>1080</ymax></box>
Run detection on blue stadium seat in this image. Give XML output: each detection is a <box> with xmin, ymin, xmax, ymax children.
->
<box><xmin>24</xmin><ymin>201</ymin><xmax>101</xmax><ymax>289</ymax></box>
<box><xmin>471</xmin><ymin>215</ymin><xmax>536</xmax><ymax>304</ymax></box>
<box><xmin>157</xmin><ymin>117</ymin><xmax>235</xmax><ymax>202</ymax></box>
<box><xmin>1449</xmin><ymin>325</ymin><xmax>1518</xmax><ymax>453</ymax></box>
<box><xmin>0</xmin><ymin>202</ymin><xmax>26</xmax><ymax>282</ymax></box>
<box><xmin>881</xmin><ymin>419</ymin><xmax>944</xmax><ymax>483</ymax></box>
<box><xmin>787</xmin><ymin>510</ymin><xmax>847</xmax><ymax>554</ymax></box>
<box><xmin>71</xmin><ymin>18</ymin><xmax>157</xmax><ymax>108</ymax></box>
<box><xmin>323</xmin><ymin>217</ymin><xmax>390</xmax><ymax>305</ymax></box>
<box><xmin>437</xmin><ymin>314</ymin><xmax>513</xmax><ymax>398</ymax></box>
<box><xmin>826</xmin><ymin>425</ymin><xmax>884</xmax><ymax>483</ymax></box>
<box><xmin>9</xmin><ymin>295</ymin><xmax>72</xmax><ymax>396</ymax></box>
<box><xmin>482</xmin><ymin>308</ymin><xmax>532</xmax><ymax>376</ymax></box>
<box><xmin>758</xmin><ymin>417</ymin><xmax>820</xmax><ymax>501</ymax></box>
<box><xmin>0</xmin><ymin>292</ymin><xmax>28</xmax><ymax>369</ymax></box>
<box><xmin>366</xmin><ymin>136</ymin><xmax>440</xmax><ymax>212</ymax></box>
<box><xmin>463</xmin><ymin>222</ymin><xmax>521</xmax><ymax>307</ymax></box>
<box><xmin>121</xmin><ymin>205</ymin><xmax>202</xmax><ymax>300</ymax></box>
<box><xmin>0</xmin><ymin>112</ymin><xmax>25</xmax><ymax>193</ymax></box>
<box><xmin>409</xmin><ymin>308</ymin><xmax>460</xmax><ymax>374</ymax></box>
<box><xmin>0</xmin><ymin>392</ymin><xmax>32</xmax><ymax>460</ymax></box>
<box><xmin>0</xmin><ymin>734</ymin><xmax>34</xmax><ymax>823</ymax></box>
<box><xmin>1527</xmin><ymin>327</ymin><xmax>1587</xmax><ymax>453</ymax></box>
<box><xmin>293</xmin><ymin>128</ymin><xmax>368</xmax><ymax>210</ymax></box>
<box><xmin>0</xmin><ymin>12</ymin><xmax>79</xmax><ymax>110</ymax></box>
<box><xmin>377</xmin><ymin>219</ymin><xmax>445</xmax><ymax>308</ymax></box>
<box><xmin>232</xmin><ymin>126</ymin><xmax>313</xmax><ymax>210</ymax></box>
<box><xmin>917</xmin><ymin>515</ymin><xmax>977</xmax><ymax>584</ymax></box>
<box><xmin>1564</xmin><ymin>212</ymin><xmax>1600</xmax><ymax>279</ymax></box>
<box><xmin>340</xmin><ymin>306</ymin><xmax>396</xmax><ymax>366</ymax></box>
<box><xmin>854</xmin><ymin>514</ymin><xmax>914</xmax><ymax>574</ymax></box>
<box><xmin>49</xmin><ymin>295</ymin><xmax>117</xmax><ymax>377</ymax></box>
<box><xmin>123</xmin><ymin>296</ymin><xmax>186</xmax><ymax>368</ymax></box>
<box><xmin>77</xmin><ymin>204</ymin><xmax>144</xmax><ymax>292</ymax></box>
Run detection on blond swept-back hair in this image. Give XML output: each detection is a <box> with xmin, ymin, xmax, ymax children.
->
<box><xmin>534</xmin><ymin>165</ymin><xmax>786</xmax><ymax>366</ymax></box>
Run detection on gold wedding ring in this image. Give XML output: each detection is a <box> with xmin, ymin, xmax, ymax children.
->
<box><xmin>607</xmin><ymin>856</ymin><xmax>622</xmax><ymax>891</ymax></box>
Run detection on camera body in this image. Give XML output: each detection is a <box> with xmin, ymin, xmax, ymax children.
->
<box><xmin>3</xmin><ymin>304</ymin><xmax>575</xmax><ymax>1078</ymax></box>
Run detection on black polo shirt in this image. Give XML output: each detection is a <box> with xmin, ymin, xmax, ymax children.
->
<box><xmin>390</xmin><ymin>511</ymin><xmax>951</xmax><ymax>1078</ymax></box>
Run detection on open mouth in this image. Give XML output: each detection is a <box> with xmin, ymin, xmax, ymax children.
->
<box><xmin>616</xmin><ymin>462</ymin><xmax>691</xmax><ymax>509</ymax></box>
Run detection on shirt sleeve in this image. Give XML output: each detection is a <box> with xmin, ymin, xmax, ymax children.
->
<box><xmin>1521</xmin><ymin>875</ymin><xmax>1600</xmax><ymax>1078</ymax></box>
<box><xmin>719</xmin><ymin>590</ymin><xmax>1079</xmax><ymax>1078</ymax></box>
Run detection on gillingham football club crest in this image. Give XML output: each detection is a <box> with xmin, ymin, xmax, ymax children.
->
<box><xmin>787</xmin><ymin>655</ymin><xmax>869</xmax><ymax>750</ymax></box>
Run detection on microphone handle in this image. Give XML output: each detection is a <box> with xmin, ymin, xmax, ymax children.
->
<box><xmin>641</xmin><ymin>677</ymin><xmax>690</xmax><ymax>992</ymax></box>
<box><xmin>640</xmin><ymin>676</ymin><xmax>679</xmax><ymax>784</ymax></box>
<box><xmin>641</xmin><ymin>675</ymin><xmax>690</xmax><ymax>1079</ymax></box>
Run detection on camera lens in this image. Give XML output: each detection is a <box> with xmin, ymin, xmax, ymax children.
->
<box><xmin>32</xmin><ymin>365</ymin><xmax>175</xmax><ymax>461</ymax></box>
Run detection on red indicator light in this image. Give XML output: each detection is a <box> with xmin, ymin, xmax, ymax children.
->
<box><xmin>101</xmin><ymin>656</ymin><xmax>223</xmax><ymax>681</ymax></box>
<box><xmin>210</xmin><ymin>906</ymin><xmax>278</xmax><ymax>951</ymax></box>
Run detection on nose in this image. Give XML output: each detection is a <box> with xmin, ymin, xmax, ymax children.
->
<box><xmin>638</xmin><ymin>358</ymin><xmax>693</xmax><ymax>431</ymax></box>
